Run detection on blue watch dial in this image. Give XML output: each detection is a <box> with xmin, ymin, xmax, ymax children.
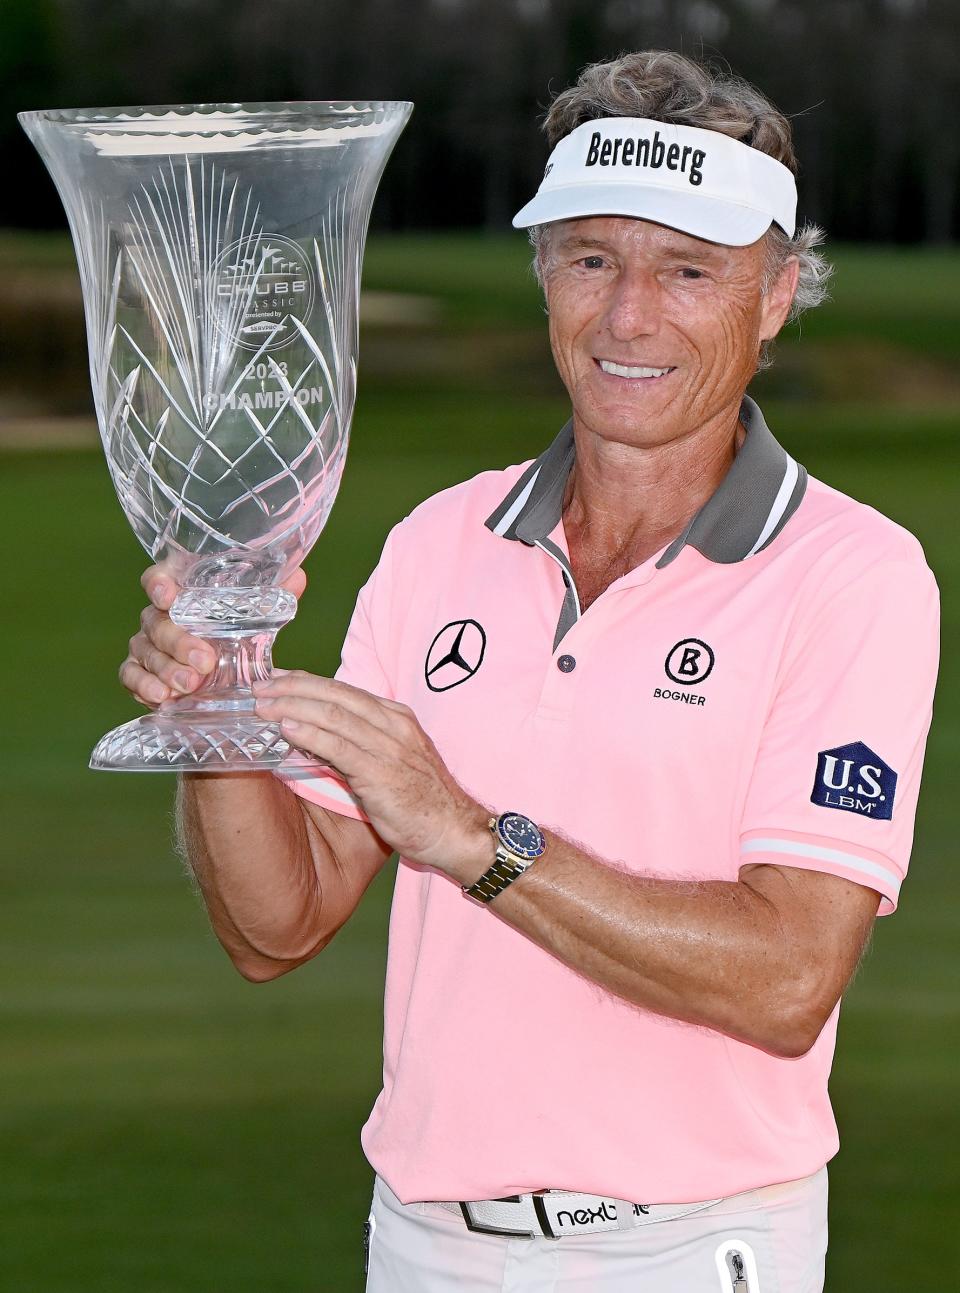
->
<box><xmin>497</xmin><ymin>812</ymin><xmax>546</xmax><ymax>860</ymax></box>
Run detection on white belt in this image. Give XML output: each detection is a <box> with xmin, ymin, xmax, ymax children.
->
<box><xmin>436</xmin><ymin>1189</ymin><xmax>724</xmax><ymax>1240</ymax></box>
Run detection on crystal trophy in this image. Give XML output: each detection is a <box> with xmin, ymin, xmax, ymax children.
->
<box><xmin>19</xmin><ymin>101</ymin><xmax>412</xmax><ymax>771</ymax></box>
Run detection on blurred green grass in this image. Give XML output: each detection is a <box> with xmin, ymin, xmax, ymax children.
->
<box><xmin>2</xmin><ymin>233</ymin><xmax>959</xmax><ymax>1291</ymax></box>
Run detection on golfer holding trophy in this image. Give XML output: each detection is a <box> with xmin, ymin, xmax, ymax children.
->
<box><xmin>24</xmin><ymin>48</ymin><xmax>940</xmax><ymax>1292</ymax></box>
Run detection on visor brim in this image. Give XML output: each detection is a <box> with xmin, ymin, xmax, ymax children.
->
<box><xmin>512</xmin><ymin>183</ymin><xmax>780</xmax><ymax>247</ymax></box>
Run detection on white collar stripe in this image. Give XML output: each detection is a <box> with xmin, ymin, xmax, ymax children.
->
<box><xmin>747</xmin><ymin>453</ymin><xmax>800</xmax><ymax>558</ymax></box>
<box><xmin>493</xmin><ymin>465</ymin><xmax>542</xmax><ymax>536</ymax></box>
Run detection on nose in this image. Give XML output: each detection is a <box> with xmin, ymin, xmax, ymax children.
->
<box><xmin>601</xmin><ymin>265</ymin><xmax>662</xmax><ymax>342</ymax></box>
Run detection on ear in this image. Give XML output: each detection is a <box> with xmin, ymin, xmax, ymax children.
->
<box><xmin>759</xmin><ymin>256</ymin><xmax>800</xmax><ymax>342</ymax></box>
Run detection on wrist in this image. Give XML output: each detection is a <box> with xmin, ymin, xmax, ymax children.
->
<box><xmin>443</xmin><ymin>801</ymin><xmax>496</xmax><ymax>886</ymax></box>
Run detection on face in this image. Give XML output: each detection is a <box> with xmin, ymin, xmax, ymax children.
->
<box><xmin>542</xmin><ymin>216</ymin><xmax>799</xmax><ymax>450</ymax></box>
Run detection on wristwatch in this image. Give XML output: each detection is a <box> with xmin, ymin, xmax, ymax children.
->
<box><xmin>462</xmin><ymin>811</ymin><xmax>547</xmax><ymax>903</ymax></box>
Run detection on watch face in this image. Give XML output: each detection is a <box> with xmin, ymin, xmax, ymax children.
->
<box><xmin>497</xmin><ymin>812</ymin><xmax>546</xmax><ymax>860</ymax></box>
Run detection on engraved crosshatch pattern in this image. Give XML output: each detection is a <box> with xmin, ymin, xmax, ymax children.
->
<box><xmin>89</xmin><ymin>159</ymin><xmax>359</xmax><ymax>580</ymax></box>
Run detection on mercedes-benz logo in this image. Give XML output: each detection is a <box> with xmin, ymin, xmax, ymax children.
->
<box><xmin>425</xmin><ymin>619</ymin><xmax>487</xmax><ymax>692</ymax></box>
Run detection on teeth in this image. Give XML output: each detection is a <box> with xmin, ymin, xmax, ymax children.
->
<box><xmin>599</xmin><ymin>360</ymin><xmax>672</xmax><ymax>379</ymax></box>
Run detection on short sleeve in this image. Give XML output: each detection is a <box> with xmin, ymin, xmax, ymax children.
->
<box><xmin>739</xmin><ymin>555</ymin><xmax>940</xmax><ymax>914</ymax></box>
<box><xmin>273</xmin><ymin>523</ymin><xmax>403</xmax><ymax>822</ymax></box>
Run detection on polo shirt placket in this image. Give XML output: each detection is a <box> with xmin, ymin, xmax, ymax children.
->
<box><xmin>485</xmin><ymin>394</ymin><xmax>807</xmax><ymax>655</ymax></box>
<box><xmin>481</xmin><ymin>396</ymin><xmax>806</xmax><ymax>731</ymax></box>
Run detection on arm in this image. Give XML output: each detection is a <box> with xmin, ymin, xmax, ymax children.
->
<box><xmin>251</xmin><ymin>673</ymin><xmax>880</xmax><ymax>1055</ymax></box>
<box><xmin>446</xmin><ymin>821</ymin><xmax>880</xmax><ymax>1058</ymax></box>
<box><xmin>122</xmin><ymin>566</ymin><xmax>391</xmax><ymax>982</ymax></box>
<box><xmin>453</xmin><ymin>556</ymin><xmax>935</xmax><ymax>1054</ymax></box>
<box><xmin>175</xmin><ymin>771</ymin><xmax>390</xmax><ymax>981</ymax></box>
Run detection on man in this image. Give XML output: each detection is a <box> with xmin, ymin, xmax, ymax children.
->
<box><xmin>121</xmin><ymin>51</ymin><xmax>939</xmax><ymax>1293</ymax></box>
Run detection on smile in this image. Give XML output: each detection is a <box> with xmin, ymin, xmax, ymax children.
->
<box><xmin>596</xmin><ymin>359</ymin><xmax>675</xmax><ymax>380</ymax></box>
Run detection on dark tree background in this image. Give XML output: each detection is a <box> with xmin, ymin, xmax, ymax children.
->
<box><xmin>1</xmin><ymin>0</ymin><xmax>957</xmax><ymax>241</ymax></box>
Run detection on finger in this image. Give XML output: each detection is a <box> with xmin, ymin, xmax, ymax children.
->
<box><xmin>139</xmin><ymin>605</ymin><xmax>217</xmax><ymax>675</ymax></box>
<box><xmin>254</xmin><ymin>691</ymin><xmax>392</xmax><ymax>756</ymax></box>
<box><xmin>130</xmin><ymin>626</ymin><xmax>210</xmax><ymax>695</ymax></box>
<box><xmin>272</xmin><ymin>713</ymin><xmax>372</xmax><ymax>777</ymax></box>
<box><xmin>280</xmin><ymin>567</ymin><xmax>307</xmax><ymax>599</ymax></box>
<box><xmin>253</xmin><ymin>671</ymin><xmax>405</xmax><ymax>736</ymax></box>
<box><xmin>128</xmin><ymin>631</ymin><xmax>192</xmax><ymax>695</ymax></box>
<box><xmin>140</xmin><ymin>565</ymin><xmax>180</xmax><ymax>610</ymax></box>
<box><xmin>253</xmin><ymin>667</ymin><xmax>401</xmax><ymax>739</ymax></box>
<box><xmin>141</xmin><ymin>641</ymin><xmax>201</xmax><ymax>694</ymax></box>
<box><xmin>119</xmin><ymin>657</ymin><xmax>170</xmax><ymax>707</ymax></box>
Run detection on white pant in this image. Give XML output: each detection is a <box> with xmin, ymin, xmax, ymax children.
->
<box><xmin>364</xmin><ymin>1169</ymin><xmax>828</xmax><ymax>1292</ymax></box>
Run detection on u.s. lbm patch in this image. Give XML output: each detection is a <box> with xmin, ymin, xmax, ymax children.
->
<box><xmin>811</xmin><ymin>741</ymin><xmax>897</xmax><ymax>820</ymax></box>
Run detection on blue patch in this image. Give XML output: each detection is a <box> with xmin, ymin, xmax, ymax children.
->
<box><xmin>811</xmin><ymin>741</ymin><xmax>896</xmax><ymax>821</ymax></box>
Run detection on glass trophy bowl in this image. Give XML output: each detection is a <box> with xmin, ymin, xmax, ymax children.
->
<box><xmin>19</xmin><ymin>101</ymin><xmax>411</xmax><ymax>772</ymax></box>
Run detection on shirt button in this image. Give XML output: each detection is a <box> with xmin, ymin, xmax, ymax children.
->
<box><xmin>557</xmin><ymin>654</ymin><xmax>577</xmax><ymax>673</ymax></box>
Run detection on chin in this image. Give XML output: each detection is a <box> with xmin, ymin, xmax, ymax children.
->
<box><xmin>580</xmin><ymin>401</ymin><xmax>680</xmax><ymax>446</ymax></box>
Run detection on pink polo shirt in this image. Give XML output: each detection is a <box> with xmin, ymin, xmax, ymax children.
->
<box><xmin>277</xmin><ymin>395</ymin><xmax>939</xmax><ymax>1205</ymax></box>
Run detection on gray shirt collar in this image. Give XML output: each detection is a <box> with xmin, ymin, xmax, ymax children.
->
<box><xmin>483</xmin><ymin>394</ymin><xmax>807</xmax><ymax>567</ymax></box>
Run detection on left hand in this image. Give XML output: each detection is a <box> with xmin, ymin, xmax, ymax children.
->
<box><xmin>253</xmin><ymin>671</ymin><xmax>491</xmax><ymax>878</ymax></box>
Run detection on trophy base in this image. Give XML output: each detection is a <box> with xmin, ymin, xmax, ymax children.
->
<box><xmin>89</xmin><ymin>711</ymin><xmax>327</xmax><ymax>773</ymax></box>
<box><xmin>91</xmin><ymin>584</ymin><xmax>328</xmax><ymax>773</ymax></box>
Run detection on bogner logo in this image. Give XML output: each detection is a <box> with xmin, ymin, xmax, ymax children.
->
<box><xmin>811</xmin><ymin>741</ymin><xmax>896</xmax><ymax>820</ymax></box>
<box><xmin>212</xmin><ymin>233</ymin><xmax>315</xmax><ymax>351</ymax></box>
<box><xmin>653</xmin><ymin>639</ymin><xmax>715</xmax><ymax>708</ymax></box>
<box><xmin>665</xmin><ymin>638</ymin><xmax>714</xmax><ymax>685</ymax></box>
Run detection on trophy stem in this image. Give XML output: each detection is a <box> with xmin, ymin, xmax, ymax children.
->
<box><xmin>157</xmin><ymin>628</ymin><xmax>279</xmax><ymax>713</ymax></box>
<box><xmin>89</xmin><ymin>586</ymin><xmax>323</xmax><ymax>772</ymax></box>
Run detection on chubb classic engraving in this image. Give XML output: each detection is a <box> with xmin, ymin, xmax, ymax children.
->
<box><xmin>212</xmin><ymin>233</ymin><xmax>316</xmax><ymax>351</ymax></box>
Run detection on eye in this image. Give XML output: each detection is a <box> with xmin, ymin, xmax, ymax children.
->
<box><xmin>679</xmin><ymin>266</ymin><xmax>705</xmax><ymax>280</ymax></box>
<box><xmin>579</xmin><ymin>255</ymin><xmax>607</xmax><ymax>270</ymax></box>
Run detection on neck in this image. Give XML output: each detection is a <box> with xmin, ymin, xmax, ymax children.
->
<box><xmin>562</xmin><ymin>399</ymin><xmax>747</xmax><ymax>561</ymax></box>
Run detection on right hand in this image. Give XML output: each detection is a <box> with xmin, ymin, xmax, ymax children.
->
<box><xmin>120</xmin><ymin>564</ymin><xmax>308</xmax><ymax>709</ymax></box>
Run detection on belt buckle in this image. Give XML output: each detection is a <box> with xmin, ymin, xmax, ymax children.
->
<box><xmin>459</xmin><ymin>1199</ymin><xmax>537</xmax><ymax>1239</ymax></box>
<box><xmin>532</xmin><ymin>1195</ymin><xmax>558</xmax><ymax>1239</ymax></box>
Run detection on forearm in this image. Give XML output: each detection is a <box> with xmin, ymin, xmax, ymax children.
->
<box><xmin>244</xmin><ymin>675</ymin><xmax>875</xmax><ymax>1050</ymax></box>
<box><xmin>451</xmin><ymin>824</ymin><xmax>819</xmax><ymax>1056</ymax></box>
<box><xmin>175</xmin><ymin>771</ymin><xmax>326</xmax><ymax>974</ymax></box>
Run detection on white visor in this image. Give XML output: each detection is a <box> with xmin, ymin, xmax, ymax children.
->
<box><xmin>512</xmin><ymin>117</ymin><xmax>797</xmax><ymax>246</ymax></box>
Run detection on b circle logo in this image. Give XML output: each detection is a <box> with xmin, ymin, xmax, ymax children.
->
<box><xmin>425</xmin><ymin>620</ymin><xmax>487</xmax><ymax>692</ymax></box>
<box><xmin>665</xmin><ymin>638</ymin><xmax>715</xmax><ymax>686</ymax></box>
